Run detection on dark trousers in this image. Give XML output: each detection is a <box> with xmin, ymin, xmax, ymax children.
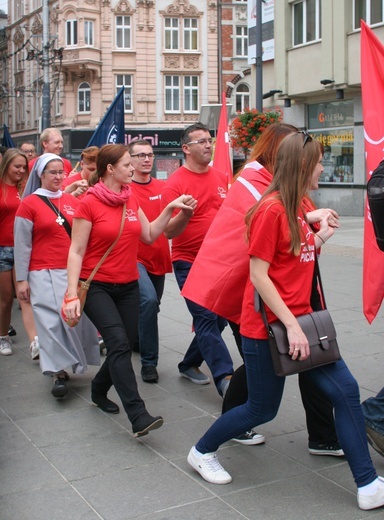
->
<box><xmin>84</xmin><ymin>280</ymin><xmax>147</xmax><ymax>425</ymax></box>
<box><xmin>173</xmin><ymin>260</ymin><xmax>233</xmax><ymax>388</ymax></box>
<box><xmin>226</xmin><ymin>320</ymin><xmax>337</xmax><ymax>444</ymax></box>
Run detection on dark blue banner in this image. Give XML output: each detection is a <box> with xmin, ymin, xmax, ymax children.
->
<box><xmin>2</xmin><ymin>124</ymin><xmax>15</xmax><ymax>148</ymax></box>
<box><xmin>87</xmin><ymin>87</ymin><xmax>125</xmax><ymax>147</ymax></box>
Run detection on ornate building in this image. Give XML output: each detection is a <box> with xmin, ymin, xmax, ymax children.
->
<box><xmin>3</xmin><ymin>0</ymin><xmax>251</xmax><ymax>168</ymax></box>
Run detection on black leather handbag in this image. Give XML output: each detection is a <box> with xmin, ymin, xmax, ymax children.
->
<box><xmin>257</xmin><ymin>257</ymin><xmax>341</xmax><ymax>377</ymax></box>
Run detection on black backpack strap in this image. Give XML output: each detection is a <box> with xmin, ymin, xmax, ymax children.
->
<box><xmin>36</xmin><ymin>195</ymin><xmax>72</xmax><ymax>238</ymax></box>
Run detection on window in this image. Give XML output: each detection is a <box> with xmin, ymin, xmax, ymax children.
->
<box><xmin>78</xmin><ymin>82</ymin><xmax>91</xmax><ymax>113</ymax></box>
<box><xmin>184</xmin><ymin>76</ymin><xmax>199</xmax><ymax>112</ymax></box>
<box><xmin>165</xmin><ymin>18</ymin><xmax>198</xmax><ymax>50</ymax></box>
<box><xmin>292</xmin><ymin>0</ymin><xmax>321</xmax><ymax>46</ymax></box>
<box><xmin>183</xmin><ymin>18</ymin><xmax>198</xmax><ymax>50</ymax></box>
<box><xmin>164</xmin><ymin>75</ymin><xmax>199</xmax><ymax>113</ymax></box>
<box><xmin>308</xmin><ymin>101</ymin><xmax>355</xmax><ymax>183</ymax></box>
<box><xmin>116</xmin><ymin>16</ymin><xmax>131</xmax><ymax>49</ymax></box>
<box><xmin>116</xmin><ymin>74</ymin><xmax>133</xmax><ymax>112</ymax></box>
<box><xmin>354</xmin><ymin>0</ymin><xmax>384</xmax><ymax>28</ymax></box>
<box><xmin>235</xmin><ymin>26</ymin><xmax>248</xmax><ymax>56</ymax></box>
<box><xmin>235</xmin><ymin>84</ymin><xmax>250</xmax><ymax>112</ymax></box>
<box><xmin>66</xmin><ymin>19</ymin><xmax>78</xmax><ymax>46</ymax></box>
<box><xmin>165</xmin><ymin>75</ymin><xmax>180</xmax><ymax>112</ymax></box>
<box><xmin>165</xmin><ymin>18</ymin><xmax>179</xmax><ymax>50</ymax></box>
<box><xmin>84</xmin><ymin>20</ymin><xmax>94</xmax><ymax>46</ymax></box>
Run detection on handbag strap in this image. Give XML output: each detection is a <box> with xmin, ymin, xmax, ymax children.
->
<box><xmin>256</xmin><ymin>254</ymin><xmax>326</xmax><ymax>330</ymax></box>
<box><xmin>82</xmin><ymin>203</ymin><xmax>126</xmax><ymax>288</ymax></box>
<box><xmin>313</xmin><ymin>254</ymin><xmax>327</xmax><ymax>308</ymax></box>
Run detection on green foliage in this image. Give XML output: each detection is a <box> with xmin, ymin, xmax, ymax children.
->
<box><xmin>230</xmin><ymin>108</ymin><xmax>283</xmax><ymax>155</ymax></box>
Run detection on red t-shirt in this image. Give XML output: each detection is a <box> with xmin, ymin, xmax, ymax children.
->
<box><xmin>62</xmin><ymin>172</ymin><xmax>82</xmax><ymax>187</ymax></box>
<box><xmin>75</xmin><ymin>193</ymin><xmax>141</xmax><ymax>284</ymax></box>
<box><xmin>240</xmin><ymin>196</ymin><xmax>315</xmax><ymax>339</ymax></box>
<box><xmin>15</xmin><ymin>193</ymin><xmax>79</xmax><ymax>269</ymax></box>
<box><xmin>29</xmin><ymin>156</ymin><xmax>73</xmax><ymax>177</ymax></box>
<box><xmin>0</xmin><ymin>183</ymin><xmax>21</xmax><ymax>246</ymax></box>
<box><xmin>130</xmin><ymin>178</ymin><xmax>172</xmax><ymax>275</ymax></box>
<box><xmin>161</xmin><ymin>165</ymin><xmax>227</xmax><ymax>263</ymax></box>
<box><xmin>61</xmin><ymin>172</ymin><xmax>88</xmax><ymax>200</ymax></box>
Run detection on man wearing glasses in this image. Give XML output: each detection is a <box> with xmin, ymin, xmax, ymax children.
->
<box><xmin>20</xmin><ymin>143</ymin><xmax>37</xmax><ymax>160</ymax></box>
<box><xmin>161</xmin><ymin>123</ymin><xmax>234</xmax><ymax>397</ymax></box>
<box><xmin>128</xmin><ymin>140</ymin><xmax>172</xmax><ymax>383</ymax></box>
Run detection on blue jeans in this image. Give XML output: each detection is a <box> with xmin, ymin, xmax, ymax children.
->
<box><xmin>137</xmin><ymin>262</ymin><xmax>165</xmax><ymax>367</ymax></box>
<box><xmin>362</xmin><ymin>386</ymin><xmax>384</xmax><ymax>435</ymax></box>
<box><xmin>196</xmin><ymin>337</ymin><xmax>377</xmax><ymax>488</ymax></box>
<box><xmin>84</xmin><ymin>280</ymin><xmax>147</xmax><ymax>425</ymax></box>
<box><xmin>173</xmin><ymin>260</ymin><xmax>233</xmax><ymax>391</ymax></box>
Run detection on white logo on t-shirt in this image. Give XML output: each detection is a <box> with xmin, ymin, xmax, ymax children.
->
<box><xmin>63</xmin><ymin>204</ymin><xmax>75</xmax><ymax>215</ymax></box>
<box><xmin>126</xmin><ymin>208</ymin><xmax>138</xmax><ymax>222</ymax></box>
<box><xmin>298</xmin><ymin>216</ymin><xmax>315</xmax><ymax>263</ymax></box>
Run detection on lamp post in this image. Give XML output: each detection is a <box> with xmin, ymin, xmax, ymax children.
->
<box><xmin>255</xmin><ymin>0</ymin><xmax>263</xmax><ymax>111</ymax></box>
<box><xmin>41</xmin><ymin>0</ymin><xmax>51</xmax><ymax>130</ymax></box>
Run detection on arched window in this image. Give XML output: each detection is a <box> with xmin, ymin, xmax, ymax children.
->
<box><xmin>236</xmin><ymin>84</ymin><xmax>250</xmax><ymax>112</ymax></box>
<box><xmin>78</xmin><ymin>82</ymin><xmax>91</xmax><ymax>113</ymax></box>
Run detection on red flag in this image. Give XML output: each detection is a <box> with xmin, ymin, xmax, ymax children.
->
<box><xmin>361</xmin><ymin>21</ymin><xmax>384</xmax><ymax>323</ymax></box>
<box><xmin>213</xmin><ymin>92</ymin><xmax>233</xmax><ymax>185</ymax></box>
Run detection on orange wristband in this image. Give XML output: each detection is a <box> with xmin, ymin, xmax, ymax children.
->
<box><xmin>64</xmin><ymin>294</ymin><xmax>79</xmax><ymax>303</ymax></box>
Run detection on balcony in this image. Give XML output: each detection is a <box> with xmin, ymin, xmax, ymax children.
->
<box><xmin>59</xmin><ymin>47</ymin><xmax>102</xmax><ymax>82</ymax></box>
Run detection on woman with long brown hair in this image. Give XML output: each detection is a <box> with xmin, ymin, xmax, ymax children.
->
<box><xmin>183</xmin><ymin>124</ymin><xmax>341</xmax><ymax>451</ymax></box>
<box><xmin>187</xmin><ymin>132</ymin><xmax>384</xmax><ymax>511</ymax></box>
<box><xmin>0</xmin><ymin>148</ymin><xmax>38</xmax><ymax>357</ymax></box>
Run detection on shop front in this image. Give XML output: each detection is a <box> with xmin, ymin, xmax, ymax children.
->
<box><xmin>65</xmin><ymin>128</ymin><xmax>184</xmax><ymax>179</ymax></box>
<box><xmin>307</xmin><ymin>99</ymin><xmax>366</xmax><ymax>216</ymax></box>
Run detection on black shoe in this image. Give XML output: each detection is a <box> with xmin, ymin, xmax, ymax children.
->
<box><xmin>92</xmin><ymin>394</ymin><xmax>120</xmax><ymax>414</ymax></box>
<box><xmin>8</xmin><ymin>325</ymin><xmax>16</xmax><ymax>337</ymax></box>
<box><xmin>51</xmin><ymin>377</ymin><xmax>68</xmax><ymax>398</ymax></box>
<box><xmin>141</xmin><ymin>366</ymin><xmax>159</xmax><ymax>383</ymax></box>
<box><xmin>308</xmin><ymin>441</ymin><xmax>344</xmax><ymax>457</ymax></box>
<box><xmin>132</xmin><ymin>413</ymin><xmax>163</xmax><ymax>437</ymax></box>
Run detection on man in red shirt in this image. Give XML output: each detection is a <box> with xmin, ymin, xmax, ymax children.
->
<box><xmin>128</xmin><ymin>140</ymin><xmax>172</xmax><ymax>383</ymax></box>
<box><xmin>28</xmin><ymin>128</ymin><xmax>73</xmax><ymax>176</ymax></box>
<box><xmin>162</xmin><ymin>123</ymin><xmax>234</xmax><ymax>397</ymax></box>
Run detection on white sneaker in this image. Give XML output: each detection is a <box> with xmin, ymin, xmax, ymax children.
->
<box><xmin>187</xmin><ymin>446</ymin><xmax>232</xmax><ymax>484</ymax></box>
<box><xmin>358</xmin><ymin>476</ymin><xmax>384</xmax><ymax>510</ymax></box>
<box><xmin>30</xmin><ymin>336</ymin><xmax>40</xmax><ymax>360</ymax></box>
<box><xmin>231</xmin><ymin>430</ymin><xmax>266</xmax><ymax>445</ymax></box>
<box><xmin>0</xmin><ymin>336</ymin><xmax>13</xmax><ymax>356</ymax></box>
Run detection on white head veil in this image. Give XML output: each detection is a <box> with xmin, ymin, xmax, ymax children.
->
<box><xmin>23</xmin><ymin>153</ymin><xmax>64</xmax><ymax>198</ymax></box>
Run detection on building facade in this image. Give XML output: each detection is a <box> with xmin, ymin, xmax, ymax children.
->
<box><xmin>2</xmin><ymin>0</ymin><xmax>226</xmax><ymax>174</ymax></box>
<box><xmin>265</xmin><ymin>0</ymin><xmax>383</xmax><ymax>216</ymax></box>
<box><xmin>3</xmin><ymin>1</ymin><xmax>383</xmax><ymax>215</ymax></box>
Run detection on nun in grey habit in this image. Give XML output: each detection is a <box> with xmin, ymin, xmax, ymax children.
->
<box><xmin>14</xmin><ymin>153</ymin><xmax>99</xmax><ymax>398</ymax></box>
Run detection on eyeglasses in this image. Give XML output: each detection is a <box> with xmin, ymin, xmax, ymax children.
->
<box><xmin>21</xmin><ymin>149</ymin><xmax>35</xmax><ymax>155</ymax></box>
<box><xmin>185</xmin><ymin>138</ymin><xmax>214</xmax><ymax>146</ymax></box>
<box><xmin>130</xmin><ymin>153</ymin><xmax>155</xmax><ymax>160</ymax></box>
<box><xmin>43</xmin><ymin>170</ymin><xmax>65</xmax><ymax>176</ymax></box>
<box><xmin>297</xmin><ymin>130</ymin><xmax>312</xmax><ymax>148</ymax></box>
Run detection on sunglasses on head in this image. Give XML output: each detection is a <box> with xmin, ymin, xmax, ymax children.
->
<box><xmin>297</xmin><ymin>130</ymin><xmax>312</xmax><ymax>148</ymax></box>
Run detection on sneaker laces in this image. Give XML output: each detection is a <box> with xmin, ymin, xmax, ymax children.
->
<box><xmin>203</xmin><ymin>454</ymin><xmax>226</xmax><ymax>473</ymax></box>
